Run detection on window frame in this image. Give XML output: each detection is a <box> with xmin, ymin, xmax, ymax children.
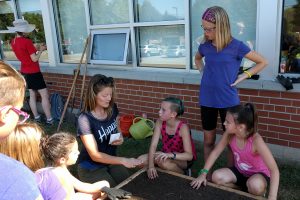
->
<box><xmin>278</xmin><ymin>0</ymin><xmax>300</xmax><ymax>74</ymax></box>
<box><xmin>89</xmin><ymin>28</ymin><xmax>130</xmax><ymax>65</ymax></box>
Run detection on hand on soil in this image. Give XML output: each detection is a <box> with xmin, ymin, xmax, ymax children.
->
<box><xmin>190</xmin><ymin>174</ymin><xmax>207</xmax><ymax>189</ymax></box>
<box><xmin>147</xmin><ymin>167</ymin><xmax>158</xmax><ymax>179</ymax></box>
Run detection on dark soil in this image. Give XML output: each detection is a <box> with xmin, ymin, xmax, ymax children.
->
<box><xmin>120</xmin><ymin>171</ymin><xmax>256</xmax><ymax>200</ymax></box>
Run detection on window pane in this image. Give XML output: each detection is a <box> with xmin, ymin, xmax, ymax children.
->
<box><xmin>17</xmin><ymin>0</ymin><xmax>48</xmax><ymax>62</ymax></box>
<box><xmin>137</xmin><ymin>25</ymin><xmax>186</xmax><ymax>68</ymax></box>
<box><xmin>90</xmin><ymin>0</ymin><xmax>129</xmax><ymax>25</ymax></box>
<box><xmin>0</xmin><ymin>1</ymin><xmax>14</xmax><ymax>30</ymax></box>
<box><xmin>54</xmin><ymin>0</ymin><xmax>88</xmax><ymax>63</ymax></box>
<box><xmin>90</xmin><ymin>29</ymin><xmax>130</xmax><ymax>65</ymax></box>
<box><xmin>190</xmin><ymin>0</ymin><xmax>257</xmax><ymax>69</ymax></box>
<box><xmin>1</xmin><ymin>33</ymin><xmax>17</xmax><ymax>60</ymax></box>
<box><xmin>0</xmin><ymin>1</ymin><xmax>17</xmax><ymax>60</ymax></box>
<box><xmin>280</xmin><ymin>0</ymin><xmax>300</xmax><ymax>73</ymax></box>
<box><xmin>135</xmin><ymin>0</ymin><xmax>184</xmax><ymax>22</ymax></box>
<box><xmin>92</xmin><ymin>34</ymin><xmax>125</xmax><ymax>61</ymax></box>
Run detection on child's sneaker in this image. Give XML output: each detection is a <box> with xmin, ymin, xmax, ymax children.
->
<box><xmin>46</xmin><ymin>118</ymin><xmax>54</xmax><ymax>125</ymax></box>
<box><xmin>34</xmin><ymin>115</ymin><xmax>42</xmax><ymax>123</ymax></box>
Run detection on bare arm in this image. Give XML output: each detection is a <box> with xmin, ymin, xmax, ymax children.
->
<box><xmin>194</xmin><ymin>52</ymin><xmax>203</xmax><ymax>72</ymax></box>
<box><xmin>201</xmin><ymin>132</ymin><xmax>229</xmax><ymax>174</ymax></box>
<box><xmin>253</xmin><ymin>134</ymin><xmax>279</xmax><ymax>200</ymax></box>
<box><xmin>231</xmin><ymin>51</ymin><xmax>268</xmax><ymax>86</ymax></box>
<box><xmin>191</xmin><ymin>132</ymin><xmax>230</xmax><ymax>189</ymax></box>
<box><xmin>146</xmin><ymin>120</ymin><xmax>162</xmax><ymax>179</ymax></box>
<box><xmin>30</xmin><ymin>44</ymin><xmax>47</xmax><ymax>62</ymax></box>
<box><xmin>80</xmin><ymin>134</ymin><xmax>140</xmax><ymax>168</ymax></box>
<box><xmin>71</xmin><ymin>171</ymin><xmax>110</xmax><ymax>194</ymax></box>
<box><xmin>148</xmin><ymin>120</ymin><xmax>162</xmax><ymax>168</ymax></box>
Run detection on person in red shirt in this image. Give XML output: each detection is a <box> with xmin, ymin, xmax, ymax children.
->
<box><xmin>8</xmin><ymin>19</ymin><xmax>53</xmax><ymax>125</ymax></box>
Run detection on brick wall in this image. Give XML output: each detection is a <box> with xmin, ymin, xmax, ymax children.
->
<box><xmin>44</xmin><ymin>72</ymin><xmax>300</xmax><ymax>149</ymax></box>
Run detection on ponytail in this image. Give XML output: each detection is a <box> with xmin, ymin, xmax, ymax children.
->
<box><xmin>244</xmin><ymin>103</ymin><xmax>257</xmax><ymax>134</ymax></box>
<box><xmin>227</xmin><ymin>103</ymin><xmax>257</xmax><ymax>137</ymax></box>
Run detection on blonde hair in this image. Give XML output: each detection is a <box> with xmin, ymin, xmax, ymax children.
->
<box><xmin>0</xmin><ymin>61</ymin><xmax>26</xmax><ymax>107</ymax></box>
<box><xmin>0</xmin><ymin>122</ymin><xmax>45</xmax><ymax>171</ymax></box>
<box><xmin>83</xmin><ymin>74</ymin><xmax>115</xmax><ymax>118</ymax></box>
<box><xmin>202</xmin><ymin>6</ymin><xmax>232</xmax><ymax>51</ymax></box>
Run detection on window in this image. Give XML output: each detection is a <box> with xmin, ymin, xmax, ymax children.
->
<box><xmin>50</xmin><ymin>0</ymin><xmax>263</xmax><ymax>72</ymax></box>
<box><xmin>135</xmin><ymin>0</ymin><xmax>184</xmax><ymax>22</ymax></box>
<box><xmin>0</xmin><ymin>0</ymin><xmax>48</xmax><ymax>62</ymax></box>
<box><xmin>90</xmin><ymin>0</ymin><xmax>129</xmax><ymax>25</ymax></box>
<box><xmin>190</xmin><ymin>0</ymin><xmax>257</xmax><ymax>69</ymax></box>
<box><xmin>90</xmin><ymin>29</ymin><xmax>130</xmax><ymax>65</ymax></box>
<box><xmin>53</xmin><ymin>0</ymin><xmax>88</xmax><ymax>63</ymax></box>
<box><xmin>16</xmin><ymin>0</ymin><xmax>48</xmax><ymax>62</ymax></box>
<box><xmin>280</xmin><ymin>0</ymin><xmax>300</xmax><ymax>74</ymax></box>
<box><xmin>134</xmin><ymin>0</ymin><xmax>186</xmax><ymax>68</ymax></box>
<box><xmin>137</xmin><ymin>25</ymin><xmax>186</xmax><ymax>68</ymax></box>
<box><xmin>0</xmin><ymin>1</ymin><xmax>17</xmax><ymax>60</ymax></box>
<box><xmin>0</xmin><ymin>1</ymin><xmax>14</xmax><ymax>30</ymax></box>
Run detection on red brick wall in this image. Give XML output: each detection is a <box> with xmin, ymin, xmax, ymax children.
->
<box><xmin>44</xmin><ymin>72</ymin><xmax>300</xmax><ymax>149</ymax></box>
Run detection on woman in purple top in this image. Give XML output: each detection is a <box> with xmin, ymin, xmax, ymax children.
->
<box><xmin>194</xmin><ymin>6</ymin><xmax>268</xmax><ymax>172</ymax></box>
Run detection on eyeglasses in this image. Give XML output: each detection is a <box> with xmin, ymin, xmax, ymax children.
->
<box><xmin>11</xmin><ymin>107</ymin><xmax>30</xmax><ymax>124</ymax></box>
<box><xmin>0</xmin><ymin>106</ymin><xmax>30</xmax><ymax>124</ymax></box>
<box><xmin>201</xmin><ymin>25</ymin><xmax>216</xmax><ymax>33</ymax></box>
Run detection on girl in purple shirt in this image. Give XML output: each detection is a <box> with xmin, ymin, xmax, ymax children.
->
<box><xmin>191</xmin><ymin>103</ymin><xmax>279</xmax><ymax>200</ymax></box>
<box><xmin>195</xmin><ymin>6</ymin><xmax>268</xmax><ymax>172</ymax></box>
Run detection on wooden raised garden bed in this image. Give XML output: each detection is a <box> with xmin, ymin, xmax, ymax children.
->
<box><xmin>115</xmin><ymin>168</ymin><xmax>266</xmax><ymax>200</ymax></box>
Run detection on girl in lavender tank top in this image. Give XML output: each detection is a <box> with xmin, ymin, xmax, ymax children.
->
<box><xmin>138</xmin><ymin>97</ymin><xmax>197</xmax><ymax>179</ymax></box>
<box><xmin>191</xmin><ymin>103</ymin><xmax>279</xmax><ymax>200</ymax></box>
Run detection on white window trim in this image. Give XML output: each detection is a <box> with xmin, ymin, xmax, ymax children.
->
<box><xmin>89</xmin><ymin>28</ymin><xmax>130</xmax><ymax>65</ymax></box>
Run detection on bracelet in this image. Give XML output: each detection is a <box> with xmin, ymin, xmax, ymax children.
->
<box><xmin>198</xmin><ymin>168</ymin><xmax>209</xmax><ymax>175</ymax></box>
<box><xmin>171</xmin><ymin>152</ymin><xmax>176</xmax><ymax>160</ymax></box>
<box><xmin>244</xmin><ymin>70</ymin><xmax>252</xmax><ymax>78</ymax></box>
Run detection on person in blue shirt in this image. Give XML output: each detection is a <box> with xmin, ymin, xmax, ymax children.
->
<box><xmin>0</xmin><ymin>61</ymin><xmax>43</xmax><ymax>200</ymax></box>
<box><xmin>195</xmin><ymin>6</ymin><xmax>268</xmax><ymax>178</ymax></box>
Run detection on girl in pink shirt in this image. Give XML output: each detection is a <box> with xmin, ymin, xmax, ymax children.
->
<box><xmin>191</xmin><ymin>103</ymin><xmax>279</xmax><ymax>200</ymax></box>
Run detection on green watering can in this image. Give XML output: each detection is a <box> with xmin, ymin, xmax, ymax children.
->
<box><xmin>129</xmin><ymin>117</ymin><xmax>155</xmax><ymax>140</ymax></box>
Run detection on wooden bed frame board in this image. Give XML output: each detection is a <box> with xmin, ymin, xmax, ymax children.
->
<box><xmin>115</xmin><ymin>168</ymin><xmax>266</xmax><ymax>200</ymax></box>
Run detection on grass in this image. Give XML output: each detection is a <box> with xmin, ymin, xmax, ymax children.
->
<box><xmin>41</xmin><ymin>121</ymin><xmax>300</xmax><ymax>200</ymax></box>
